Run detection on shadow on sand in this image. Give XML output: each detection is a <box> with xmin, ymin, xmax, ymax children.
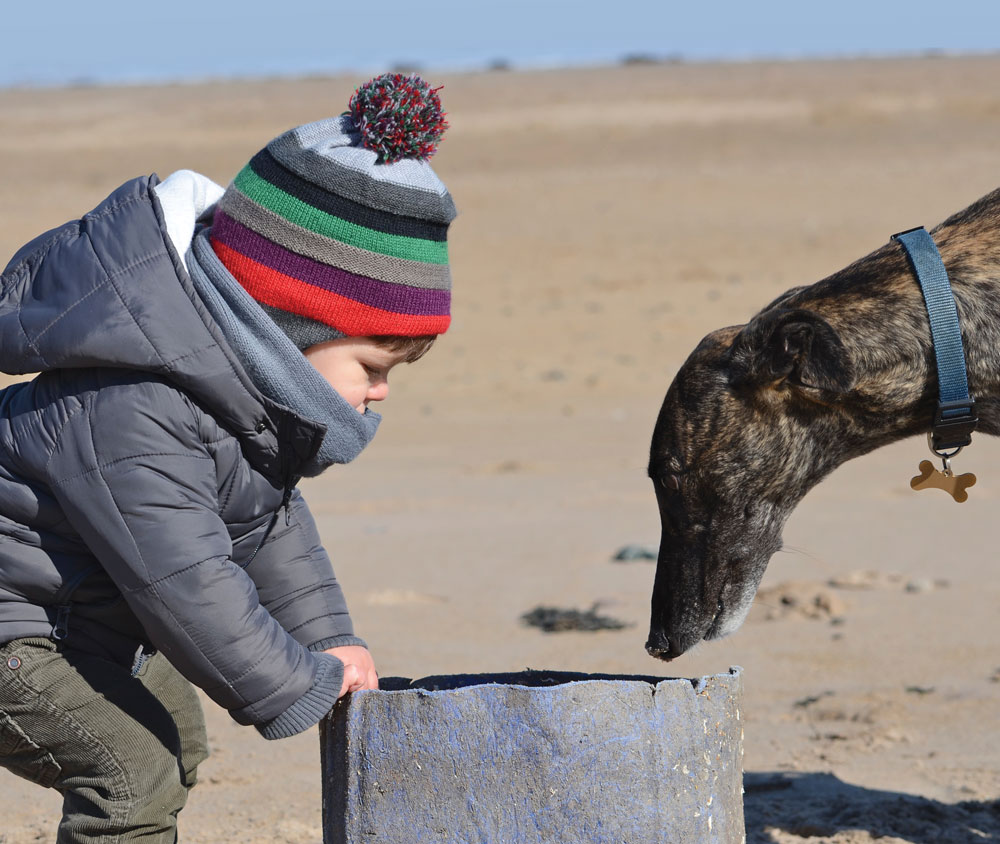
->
<box><xmin>744</xmin><ymin>771</ymin><xmax>1000</xmax><ymax>843</ymax></box>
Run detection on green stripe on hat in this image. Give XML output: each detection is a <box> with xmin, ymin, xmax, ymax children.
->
<box><xmin>221</xmin><ymin>188</ymin><xmax>452</xmax><ymax>290</ymax></box>
<box><xmin>233</xmin><ymin>165</ymin><xmax>449</xmax><ymax>265</ymax></box>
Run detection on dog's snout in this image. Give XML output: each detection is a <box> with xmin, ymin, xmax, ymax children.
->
<box><xmin>645</xmin><ymin>628</ymin><xmax>674</xmax><ymax>662</ymax></box>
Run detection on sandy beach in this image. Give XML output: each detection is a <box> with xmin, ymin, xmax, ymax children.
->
<box><xmin>2</xmin><ymin>55</ymin><xmax>1000</xmax><ymax>842</ymax></box>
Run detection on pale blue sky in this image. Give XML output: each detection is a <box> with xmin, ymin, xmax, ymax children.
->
<box><xmin>4</xmin><ymin>0</ymin><xmax>1000</xmax><ymax>87</ymax></box>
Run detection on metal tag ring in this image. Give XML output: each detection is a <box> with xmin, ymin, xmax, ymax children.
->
<box><xmin>927</xmin><ymin>432</ymin><xmax>963</xmax><ymax>460</ymax></box>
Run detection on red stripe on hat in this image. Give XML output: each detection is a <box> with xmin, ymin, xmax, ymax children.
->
<box><xmin>213</xmin><ymin>240</ymin><xmax>451</xmax><ymax>337</ymax></box>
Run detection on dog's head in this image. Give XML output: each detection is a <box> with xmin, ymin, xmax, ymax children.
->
<box><xmin>645</xmin><ymin>188</ymin><xmax>1000</xmax><ymax>661</ymax></box>
<box><xmin>646</xmin><ymin>306</ymin><xmax>856</xmax><ymax>660</ymax></box>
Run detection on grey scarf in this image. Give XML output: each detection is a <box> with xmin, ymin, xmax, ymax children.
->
<box><xmin>187</xmin><ymin>228</ymin><xmax>380</xmax><ymax>476</ymax></box>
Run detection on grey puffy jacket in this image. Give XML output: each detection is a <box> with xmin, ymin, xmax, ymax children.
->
<box><xmin>0</xmin><ymin>176</ymin><xmax>361</xmax><ymax>739</ymax></box>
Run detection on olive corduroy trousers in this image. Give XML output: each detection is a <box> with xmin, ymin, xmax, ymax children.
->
<box><xmin>0</xmin><ymin>638</ymin><xmax>208</xmax><ymax>843</ymax></box>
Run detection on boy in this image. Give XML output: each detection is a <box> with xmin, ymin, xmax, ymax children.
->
<box><xmin>0</xmin><ymin>73</ymin><xmax>454</xmax><ymax>841</ymax></box>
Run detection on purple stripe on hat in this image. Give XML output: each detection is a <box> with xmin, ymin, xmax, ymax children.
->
<box><xmin>212</xmin><ymin>211</ymin><xmax>450</xmax><ymax>317</ymax></box>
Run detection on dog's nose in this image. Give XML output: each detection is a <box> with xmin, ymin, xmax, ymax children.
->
<box><xmin>645</xmin><ymin>628</ymin><xmax>674</xmax><ymax>662</ymax></box>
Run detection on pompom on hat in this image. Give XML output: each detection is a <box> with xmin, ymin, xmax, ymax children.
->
<box><xmin>210</xmin><ymin>73</ymin><xmax>455</xmax><ymax>349</ymax></box>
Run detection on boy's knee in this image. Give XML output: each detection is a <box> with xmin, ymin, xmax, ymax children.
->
<box><xmin>58</xmin><ymin>711</ymin><xmax>197</xmax><ymax>843</ymax></box>
<box><xmin>138</xmin><ymin>653</ymin><xmax>209</xmax><ymax>789</ymax></box>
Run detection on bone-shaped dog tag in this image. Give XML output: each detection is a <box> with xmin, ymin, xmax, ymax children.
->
<box><xmin>910</xmin><ymin>459</ymin><xmax>976</xmax><ymax>503</ymax></box>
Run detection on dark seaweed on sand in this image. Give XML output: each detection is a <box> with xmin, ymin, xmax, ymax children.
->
<box><xmin>521</xmin><ymin>604</ymin><xmax>630</xmax><ymax>633</ymax></box>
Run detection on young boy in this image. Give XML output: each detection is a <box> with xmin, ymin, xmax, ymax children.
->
<box><xmin>0</xmin><ymin>73</ymin><xmax>454</xmax><ymax>841</ymax></box>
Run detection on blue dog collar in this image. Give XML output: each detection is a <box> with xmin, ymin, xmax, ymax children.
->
<box><xmin>891</xmin><ymin>226</ymin><xmax>977</xmax><ymax>452</ymax></box>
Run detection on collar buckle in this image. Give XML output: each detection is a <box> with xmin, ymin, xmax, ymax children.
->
<box><xmin>931</xmin><ymin>398</ymin><xmax>978</xmax><ymax>452</ymax></box>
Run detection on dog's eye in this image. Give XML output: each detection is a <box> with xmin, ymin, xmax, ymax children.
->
<box><xmin>659</xmin><ymin>474</ymin><xmax>681</xmax><ymax>492</ymax></box>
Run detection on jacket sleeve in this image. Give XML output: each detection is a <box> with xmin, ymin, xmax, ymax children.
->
<box><xmin>46</xmin><ymin>375</ymin><xmax>342</xmax><ymax>739</ymax></box>
<box><xmin>242</xmin><ymin>488</ymin><xmax>366</xmax><ymax>653</ymax></box>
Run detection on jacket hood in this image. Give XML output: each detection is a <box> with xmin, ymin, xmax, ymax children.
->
<box><xmin>0</xmin><ymin>176</ymin><xmax>324</xmax><ymax>484</ymax></box>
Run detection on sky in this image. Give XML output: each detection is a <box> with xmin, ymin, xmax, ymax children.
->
<box><xmin>4</xmin><ymin>1</ymin><xmax>1000</xmax><ymax>87</ymax></box>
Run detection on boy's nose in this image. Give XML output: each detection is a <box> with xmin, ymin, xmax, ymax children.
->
<box><xmin>367</xmin><ymin>381</ymin><xmax>389</xmax><ymax>402</ymax></box>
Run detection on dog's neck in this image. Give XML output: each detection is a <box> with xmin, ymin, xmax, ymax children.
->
<box><xmin>789</xmin><ymin>221</ymin><xmax>1000</xmax><ymax>449</ymax></box>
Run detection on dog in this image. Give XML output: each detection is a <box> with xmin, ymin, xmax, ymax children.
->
<box><xmin>645</xmin><ymin>186</ymin><xmax>1000</xmax><ymax>661</ymax></box>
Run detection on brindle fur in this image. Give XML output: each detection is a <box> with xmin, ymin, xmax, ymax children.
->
<box><xmin>646</xmin><ymin>187</ymin><xmax>1000</xmax><ymax>661</ymax></box>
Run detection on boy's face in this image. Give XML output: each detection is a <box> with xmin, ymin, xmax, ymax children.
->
<box><xmin>303</xmin><ymin>337</ymin><xmax>408</xmax><ymax>413</ymax></box>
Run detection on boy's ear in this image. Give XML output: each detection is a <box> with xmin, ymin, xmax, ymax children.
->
<box><xmin>728</xmin><ymin>308</ymin><xmax>854</xmax><ymax>393</ymax></box>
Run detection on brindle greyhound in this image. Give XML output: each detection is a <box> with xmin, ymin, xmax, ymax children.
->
<box><xmin>646</xmin><ymin>186</ymin><xmax>1000</xmax><ymax>661</ymax></box>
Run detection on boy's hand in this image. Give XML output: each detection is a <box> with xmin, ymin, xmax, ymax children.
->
<box><xmin>325</xmin><ymin>645</ymin><xmax>379</xmax><ymax>698</ymax></box>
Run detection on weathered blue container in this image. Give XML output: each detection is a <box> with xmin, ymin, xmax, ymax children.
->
<box><xmin>321</xmin><ymin>667</ymin><xmax>744</xmax><ymax>844</ymax></box>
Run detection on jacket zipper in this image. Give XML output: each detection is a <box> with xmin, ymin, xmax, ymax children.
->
<box><xmin>238</xmin><ymin>486</ymin><xmax>293</xmax><ymax>569</ymax></box>
<box><xmin>52</xmin><ymin>604</ymin><xmax>72</xmax><ymax>641</ymax></box>
<box><xmin>47</xmin><ymin>565</ymin><xmax>98</xmax><ymax>644</ymax></box>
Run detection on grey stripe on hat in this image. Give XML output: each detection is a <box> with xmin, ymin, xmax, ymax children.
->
<box><xmin>268</xmin><ymin>121</ymin><xmax>457</xmax><ymax>224</ymax></box>
<box><xmin>292</xmin><ymin>117</ymin><xmax>450</xmax><ymax>192</ymax></box>
<box><xmin>260</xmin><ymin>303</ymin><xmax>345</xmax><ymax>349</ymax></box>
<box><xmin>220</xmin><ymin>188</ymin><xmax>452</xmax><ymax>291</ymax></box>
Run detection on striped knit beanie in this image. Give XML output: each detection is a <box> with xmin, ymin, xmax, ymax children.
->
<box><xmin>209</xmin><ymin>73</ymin><xmax>455</xmax><ymax>349</ymax></box>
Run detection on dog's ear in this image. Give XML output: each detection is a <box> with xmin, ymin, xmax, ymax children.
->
<box><xmin>728</xmin><ymin>308</ymin><xmax>854</xmax><ymax>393</ymax></box>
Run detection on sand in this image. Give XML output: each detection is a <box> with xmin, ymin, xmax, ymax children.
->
<box><xmin>2</xmin><ymin>56</ymin><xmax>999</xmax><ymax>842</ymax></box>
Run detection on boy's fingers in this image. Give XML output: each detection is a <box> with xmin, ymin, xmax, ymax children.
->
<box><xmin>339</xmin><ymin>664</ymin><xmax>362</xmax><ymax>698</ymax></box>
<box><xmin>331</xmin><ymin>647</ymin><xmax>379</xmax><ymax>697</ymax></box>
